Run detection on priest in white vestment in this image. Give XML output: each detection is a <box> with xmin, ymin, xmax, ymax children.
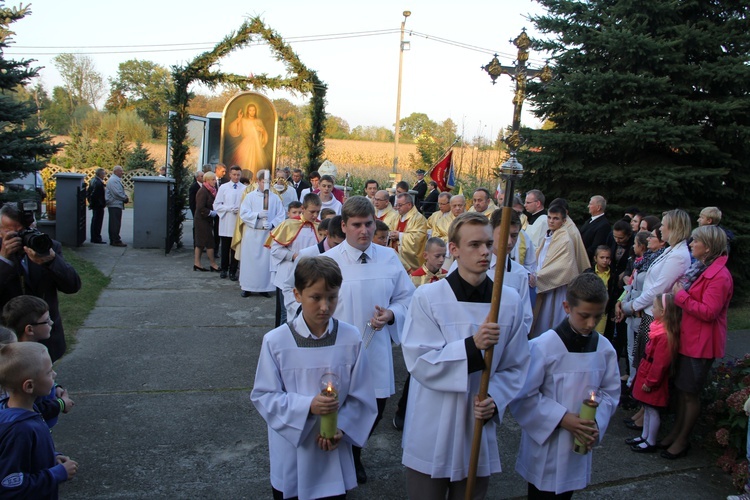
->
<box><xmin>239</xmin><ymin>170</ymin><xmax>284</xmax><ymax>296</ymax></box>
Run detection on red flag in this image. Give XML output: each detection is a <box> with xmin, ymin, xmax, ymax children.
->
<box><xmin>426</xmin><ymin>150</ymin><xmax>454</xmax><ymax>192</ymax></box>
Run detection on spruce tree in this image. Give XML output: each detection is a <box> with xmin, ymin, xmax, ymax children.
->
<box><xmin>0</xmin><ymin>4</ymin><xmax>60</xmax><ymax>200</ymax></box>
<box><xmin>521</xmin><ymin>0</ymin><xmax>750</xmax><ymax>297</ymax></box>
<box><xmin>125</xmin><ymin>140</ymin><xmax>156</xmax><ymax>172</ymax></box>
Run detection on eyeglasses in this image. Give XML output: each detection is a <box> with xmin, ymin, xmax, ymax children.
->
<box><xmin>438</xmin><ymin>202</ymin><xmax>450</xmax><ymax>206</ymax></box>
<box><xmin>394</xmin><ymin>203</ymin><xmax>411</xmax><ymax>208</ymax></box>
<box><xmin>30</xmin><ymin>318</ymin><xmax>54</xmax><ymax>326</ymax></box>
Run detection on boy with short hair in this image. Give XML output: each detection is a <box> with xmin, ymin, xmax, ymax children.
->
<box><xmin>373</xmin><ymin>219</ymin><xmax>390</xmax><ymax>247</ymax></box>
<box><xmin>268</xmin><ymin>194</ymin><xmax>322</xmax><ymax>328</ymax></box>
<box><xmin>320</xmin><ymin>208</ymin><xmax>337</xmax><ymax>220</ymax></box>
<box><xmin>0</xmin><ymin>342</ymin><xmax>78</xmax><ymax>497</ymax></box>
<box><xmin>251</xmin><ymin>256</ymin><xmax>377</xmax><ymax>500</ymax></box>
<box><xmin>318</xmin><ymin>175</ymin><xmax>342</xmax><ymax>215</ymax></box>
<box><xmin>1</xmin><ymin>296</ymin><xmax>74</xmax><ymax>427</ymax></box>
<box><xmin>286</xmin><ymin>200</ymin><xmax>303</xmax><ymax>219</ymax></box>
<box><xmin>401</xmin><ymin>212</ymin><xmax>530</xmax><ymax>498</ymax></box>
<box><xmin>510</xmin><ymin>273</ymin><xmax>621</xmax><ymax>498</ymax></box>
<box><xmin>2</xmin><ymin>295</ymin><xmax>52</xmax><ymax>343</ymax></box>
<box><xmin>409</xmin><ymin>237</ymin><xmax>448</xmax><ymax>287</ymax></box>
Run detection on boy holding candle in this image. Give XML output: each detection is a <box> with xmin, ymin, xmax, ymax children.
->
<box><xmin>509</xmin><ymin>273</ymin><xmax>621</xmax><ymax>498</ymax></box>
<box><xmin>251</xmin><ymin>256</ymin><xmax>377</xmax><ymax>500</ymax></box>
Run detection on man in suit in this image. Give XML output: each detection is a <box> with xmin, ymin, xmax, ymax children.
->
<box><xmin>580</xmin><ymin>195</ymin><xmax>611</xmax><ymax>261</ymax></box>
<box><xmin>105</xmin><ymin>165</ymin><xmax>128</xmax><ymax>247</ymax></box>
<box><xmin>0</xmin><ymin>203</ymin><xmax>82</xmax><ymax>362</ymax></box>
<box><xmin>412</xmin><ymin>169</ymin><xmax>428</xmax><ymax>213</ymax></box>
<box><xmin>289</xmin><ymin>168</ymin><xmax>310</xmax><ymax>202</ymax></box>
<box><xmin>421</xmin><ymin>180</ymin><xmax>440</xmax><ymax>218</ymax></box>
<box><xmin>87</xmin><ymin>168</ymin><xmax>107</xmax><ymax>244</ymax></box>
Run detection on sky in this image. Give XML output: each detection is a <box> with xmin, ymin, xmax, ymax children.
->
<box><xmin>6</xmin><ymin>0</ymin><xmax>550</xmax><ymax>142</ymax></box>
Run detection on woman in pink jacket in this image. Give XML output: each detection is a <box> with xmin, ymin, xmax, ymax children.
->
<box><xmin>660</xmin><ymin>225</ymin><xmax>733</xmax><ymax>459</ymax></box>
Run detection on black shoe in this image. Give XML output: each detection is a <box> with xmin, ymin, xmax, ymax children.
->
<box><xmin>393</xmin><ymin>414</ymin><xmax>404</xmax><ymax>431</ymax></box>
<box><xmin>625</xmin><ymin>421</ymin><xmax>643</xmax><ymax>431</ymax></box>
<box><xmin>193</xmin><ymin>265</ymin><xmax>208</xmax><ymax>272</ymax></box>
<box><xmin>631</xmin><ymin>443</ymin><xmax>658</xmax><ymax>453</ymax></box>
<box><xmin>241</xmin><ymin>291</ymin><xmax>252</xmax><ymax>298</ymax></box>
<box><xmin>354</xmin><ymin>460</ymin><xmax>367</xmax><ymax>484</ymax></box>
<box><xmin>91</xmin><ymin>240</ymin><xmax>107</xmax><ymax>244</ymax></box>
<box><xmin>111</xmin><ymin>242</ymin><xmax>127</xmax><ymax>247</ymax></box>
<box><xmin>229</xmin><ymin>273</ymin><xmax>238</xmax><ymax>281</ymax></box>
<box><xmin>625</xmin><ymin>436</ymin><xmax>646</xmax><ymax>445</ymax></box>
<box><xmin>260</xmin><ymin>292</ymin><xmax>271</xmax><ymax>298</ymax></box>
<box><xmin>220</xmin><ymin>271</ymin><xmax>228</xmax><ymax>279</ymax></box>
<box><xmin>660</xmin><ymin>444</ymin><xmax>690</xmax><ymax>460</ymax></box>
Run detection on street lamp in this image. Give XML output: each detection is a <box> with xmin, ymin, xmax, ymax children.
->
<box><xmin>392</xmin><ymin>10</ymin><xmax>411</xmax><ymax>174</ymax></box>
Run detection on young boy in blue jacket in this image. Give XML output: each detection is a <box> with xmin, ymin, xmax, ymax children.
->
<box><xmin>0</xmin><ymin>342</ymin><xmax>78</xmax><ymax>498</ymax></box>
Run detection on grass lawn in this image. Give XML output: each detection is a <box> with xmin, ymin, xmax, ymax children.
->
<box><xmin>727</xmin><ymin>301</ymin><xmax>750</xmax><ymax>331</ymax></box>
<box><xmin>58</xmin><ymin>249</ymin><xmax>110</xmax><ymax>351</ymax></box>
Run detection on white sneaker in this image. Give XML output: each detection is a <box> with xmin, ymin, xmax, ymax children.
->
<box><xmin>727</xmin><ymin>487</ymin><xmax>750</xmax><ymax>500</ymax></box>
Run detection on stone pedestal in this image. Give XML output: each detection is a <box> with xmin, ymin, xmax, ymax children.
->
<box><xmin>133</xmin><ymin>176</ymin><xmax>174</xmax><ymax>249</ymax></box>
<box><xmin>53</xmin><ymin>173</ymin><xmax>86</xmax><ymax>247</ymax></box>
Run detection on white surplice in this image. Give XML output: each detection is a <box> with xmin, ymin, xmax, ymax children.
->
<box><xmin>323</xmin><ymin>241</ymin><xmax>415</xmax><ymax>398</ymax></box>
<box><xmin>239</xmin><ymin>189</ymin><xmax>284</xmax><ymax>292</ymax></box>
<box><xmin>400</xmin><ymin>277</ymin><xmax>530</xmax><ymax>480</ymax></box>
<box><xmin>320</xmin><ymin>196</ymin><xmax>342</xmax><ymax>215</ymax></box>
<box><xmin>270</xmin><ymin>224</ymin><xmax>320</xmax><ymax>289</ymax></box>
<box><xmin>213</xmin><ymin>181</ymin><xmax>244</xmax><ymax>237</ymax></box>
<box><xmin>448</xmin><ymin>253</ymin><xmax>533</xmax><ymax>335</ymax></box>
<box><xmin>282</xmin><ymin>242</ymin><xmax>325</xmax><ymax>320</ymax></box>
<box><xmin>251</xmin><ymin>315</ymin><xmax>377</xmax><ymax>500</ymax></box>
<box><xmin>509</xmin><ymin>330</ymin><xmax>620</xmax><ymax>494</ymax></box>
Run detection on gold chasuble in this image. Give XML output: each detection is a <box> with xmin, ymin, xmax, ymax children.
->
<box><xmin>376</xmin><ymin>203</ymin><xmax>400</xmax><ymax>230</ymax></box>
<box><xmin>264</xmin><ymin>215</ymin><xmax>320</xmax><ymax>248</ymax></box>
<box><xmin>563</xmin><ymin>217</ymin><xmax>593</xmax><ymax>273</ymax></box>
<box><xmin>395</xmin><ymin>205</ymin><xmax>428</xmax><ymax>271</ymax></box>
<box><xmin>535</xmin><ymin>229</ymin><xmax>579</xmax><ymax>294</ymax></box>
<box><xmin>427</xmin><ymin>211</ymin><xmax>454</xmax><ymax>243</ymax></box>
<box><xmin>230</xmin><ymin>185</ymin><xmax>256</xmax><ymax>259</ymax></box>
<box><xmin>468</xmin><ymin>202</ymin><xmax>498</xmax><ymax>218</ymax></box>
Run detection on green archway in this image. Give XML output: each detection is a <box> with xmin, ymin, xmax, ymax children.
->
<box><xmin>168</xmin><ymin>16</ymin><xmax>326</xmax><ymax>249</ymax></box>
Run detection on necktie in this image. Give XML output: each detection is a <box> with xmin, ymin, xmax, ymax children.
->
<box><xmin>359</xmin><ymin>253</ymin><xmax>368</xmax><ymax>264</ymax></box>
<box><xmin>233</xmin><ymin>183</ymin><xmax>237</xmax><ymax>189</ymax></box>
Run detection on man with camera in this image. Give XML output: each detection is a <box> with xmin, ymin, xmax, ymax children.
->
<box><xmin>0</xmin><ymin>202</ymin><xmax>81</xmax><ymax>362</ymax></box>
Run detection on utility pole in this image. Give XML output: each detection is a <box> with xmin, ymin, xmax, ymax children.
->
<box><xmin>392</xmin><ymin>10</ymin><xmax>411</xmax><ymax>174</ymax></box>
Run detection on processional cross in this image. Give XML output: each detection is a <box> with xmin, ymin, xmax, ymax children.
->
<box><xmin>465</xmin><ymin>29</ymin><xmax>552</xmax><ymax>500</ymax></box>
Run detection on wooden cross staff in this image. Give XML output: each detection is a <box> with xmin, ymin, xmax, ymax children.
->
<box><xmin>465</xmin><ymin>29</ymin><xmax>550</xmax><ymax>500</ymax></box>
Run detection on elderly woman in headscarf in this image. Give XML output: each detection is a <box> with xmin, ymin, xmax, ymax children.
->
<box><xmin>658</xmin><ymin>225</ymin><xmax>733</xmax><ymax>459</ymax></box>
<box><xmin>194</xmin><ymin>171</ymin><xmax>220</xmax><ymax>272</ymax></box>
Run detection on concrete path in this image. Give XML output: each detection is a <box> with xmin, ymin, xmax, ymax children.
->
<box><xmin>51</xmin><ymin>209</ymin><xmax>744</xmax><ymax>498</ymax></box>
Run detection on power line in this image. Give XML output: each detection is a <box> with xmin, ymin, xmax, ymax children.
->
<box><xmin>5</xmin><ymin>27</ymin><xmax>548</xmax><ymax>65</ymax></box>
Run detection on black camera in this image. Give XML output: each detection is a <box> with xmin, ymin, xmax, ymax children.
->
<box><xmin>13</xmin><ymin>200</ymin><xmax>52</xmax><ymax>255</ymax></box>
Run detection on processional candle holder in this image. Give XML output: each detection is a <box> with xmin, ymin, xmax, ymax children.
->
<box><xmin>319</xmin><ymin>372</ymin><xmax>340</xmax><ymax>439</ymax></box>
<box><xmin>573</xmin><ymin>386</ymin><xmax>601</xmax><ymax>455</ymax></box>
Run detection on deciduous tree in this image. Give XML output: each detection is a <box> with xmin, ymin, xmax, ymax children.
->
<box><xmin>53</xmin><ymin>53</ymin><xmax>105</xmax><ymax>110</ymax></box>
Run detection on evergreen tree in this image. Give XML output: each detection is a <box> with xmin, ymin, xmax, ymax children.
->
<box><xmin>0</xmin><ymin>4</ymin><xmax>60</xmax><ymax>199</ymax></box>
<box><xmin>521</xmin><ymin>0</ymin><xmax>750</xmax><ymax>297</ymax></box>
<box><xmin>125</xmin><ymin>140</ymin><xmax>156</xmax><ymax>172</ymax></box>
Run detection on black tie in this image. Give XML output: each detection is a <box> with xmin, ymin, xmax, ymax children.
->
<box><xmin>359</xmin><ymin>253</ymin><xmax>368</xmax><ymax>264</ymax></box>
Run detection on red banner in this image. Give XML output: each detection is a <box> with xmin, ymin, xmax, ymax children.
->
<box><xmin>426</xmin><ymin>150</ymin><xmax>454</xmax><ymax>192</ymax></box>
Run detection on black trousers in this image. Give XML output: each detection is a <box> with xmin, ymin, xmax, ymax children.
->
<box><xmin>527</xmin><ymin>482</ymin><xmax>573</xmax><ymax>500</ymax></box>
<box><xmin>219</xmin><ymin>236</ymin><xmax>238</xmax><ymax>273</ymax></box>
<box><xmin>90</xmin><ymin>207</ymin><xmax>104</xmax><ymax>242</ymax></box>
<box><xmin>272</xmin><ymin>487</ymin><xmax>345</xmax><ymax>500</ymax></box>
<box><xmin>395</xmin><ymin>374</ymin><xmax>410</xmax><ymax>418</ymax></box>
<box><xmin>107</xmin><ymin>207</ymin><xmax>123</xmax><ymax>243</ymax></box>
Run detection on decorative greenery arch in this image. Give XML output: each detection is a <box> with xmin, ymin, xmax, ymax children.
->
<box><xmin>167</xmin><ymin>16</ymin><xmax>327</xmax><ymax>248</ymax></box>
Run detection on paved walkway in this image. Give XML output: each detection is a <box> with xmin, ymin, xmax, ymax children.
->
<box><xmin>51</xmin><ymin>209</ymin><xmax>744</xmax><ymax>498</ymax></box>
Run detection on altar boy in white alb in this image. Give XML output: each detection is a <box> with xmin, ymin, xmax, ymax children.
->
<box><xmin>401</xmin><ymin>212</ymin><xmax>530</xmax><ymax>499</ymax></box>
<box><xmin>509</xmin><ymin>273</ymin><xmax>620</xmax><ymax>498</ymax></box>
<box><xmin>323</xmin><ymin>196</ymin><xmax>415</xmax><ymax>483</ymax></box>
<box><xmin>251</xmin><ymin>256</ymin><xmax>377</xmax><ymax>500</ymax></box>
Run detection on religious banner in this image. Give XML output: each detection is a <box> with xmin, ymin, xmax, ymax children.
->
<box><xmin>220</xmin><ymin>91</ymin><xmax>278</xmax><ymax>179</ymax></box>
<box><xmin>426</xmin><ymin>149</ymin><xmax>455</xmax><ymax>192</ymax></box>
